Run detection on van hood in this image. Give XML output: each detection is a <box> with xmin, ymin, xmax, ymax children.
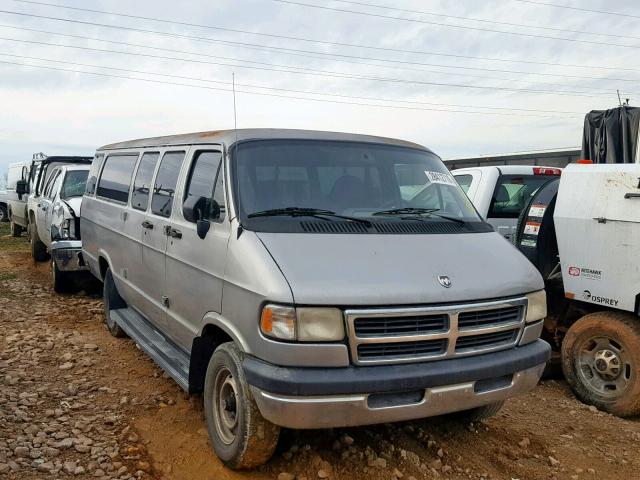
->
<box><xmin>256</xmin><ymin>231</ymin><xmax>543</xmax><ymax>305</ymax></box>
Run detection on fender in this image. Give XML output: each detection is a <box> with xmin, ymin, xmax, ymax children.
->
<box><xmin>200</xmin><ymin>311</ymin><xmax>251</xmax><ymax>354</ymax></box>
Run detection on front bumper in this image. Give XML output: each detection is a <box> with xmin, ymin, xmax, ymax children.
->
<box><xmin>51</xmin><ymin>240</ymin><xmax>88</xmax><ymax>272</ymax></box>
<box><xmin>245</xmin><ymin>339</ymin><xmax>550</xmax><ymax>429</ymax></box>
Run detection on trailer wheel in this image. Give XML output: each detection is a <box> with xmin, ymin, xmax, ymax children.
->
<box><xmin>562</xmin><ymin>311</ymin><xmax>640</xmax><ymax>417</ymax></box>
<box><xmin>204</xmin><ymin>342</ymin><xmax>280</xmax><ymax>469</ymax></box>
<box><xmin>10</xmin><ymin>221</ymin><xmax>23</xmax><ymax>237</ymax></box>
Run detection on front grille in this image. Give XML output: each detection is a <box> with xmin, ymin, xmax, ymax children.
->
<box><xmin>346</xmin><ymin>298</ymin><xmax>526</xmax><ymax>365</ymax></box>
<box><xmin>358</xmin><ymin>339</ymin><xmax>447</xmax><ymax>361</ymax></box>
<box><xmin>458</xmin><ymin>306</ymin><xmax>521</xmax><ymax>330</ymax></box>
<box><xmin>455</xmin><ymin>329</ymin><xmax>519</xmax><ymax>352</ymax></box>
<box><xmin>354</xmin><ymin>314</ymin><xmax>447</xmax><ymax>337</ymax></box>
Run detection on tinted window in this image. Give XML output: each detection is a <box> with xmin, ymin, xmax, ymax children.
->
<box><xmin>235</xmin><ymin>140</ymin><xmax>480</xmax><ymax>228</ymax></box>
<box><xmin>454</xmin><ymin>174</ymin><xmax>473</xmax><ymax>193</ymax></box>
<box><xmin>151</xmin><ymin>151</ymin><xmax>184</xmax><ymax>217</ymax></box>
<box><xmin>489</xmin><ymin>174</ymin><xmax>552</xmax><ymax>218</ymax></box>
<box><xmin>61</xmin><ymin>170</ymin><xmax>89</xmax><ymax>199</ymax></box>
<box><xmin>132</xmin><ymin>152</ymin><xmax>159</xmax><ymax>211</ymax></box>
<box><xmin>85</xmin><ymin>154</ymin><xmax>104</xmax><ymax>195</ymax></box>
<box><xmin>184</xmin><ymin>151</ymin><xmax>223</xmax><ymax>221</ymax></box>
<box><xmin>97</xmin><ymin>154</ymin><xmax>138</xmax><ymax>203</ymax></box>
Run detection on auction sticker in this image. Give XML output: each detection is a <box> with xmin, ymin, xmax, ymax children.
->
<box><xmin>520</xmin><ymin>238</ymin><xmax>537</xmax><ymax>247</ymax></box>
<box><xmin>425</xmin><ymin>171</ymin><xmax>457</xmax><ymax>186</ymax></box>
<box><xmin>524</xmin><ymin>221</ymin><xmax>541</xmax><ymax>235</ymax></box>
<box><xmin>529</xmin><ymin>204</ymin><xmax>547</xmax><ymax>218</ymax></box>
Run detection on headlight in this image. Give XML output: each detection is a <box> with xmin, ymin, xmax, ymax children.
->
<box><xmin>260</xmin><ymin>304</ymin><xmax>345</xmax><ymax>342</ymax></box>
<box><xmin>525</xmin><ymin>290</ymin><xmax>547</xmax><ymax>323</ymax></box>
<box><xmin>60</xmin><ymin>219</ymin><xmax>74</xmax><ymax>239</ymax></box>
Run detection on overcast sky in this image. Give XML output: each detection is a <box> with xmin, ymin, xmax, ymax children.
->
<box><xmin>0</xmin><ymin>0</ymin><xmax>638</xmax><ymax>185</ymax></box>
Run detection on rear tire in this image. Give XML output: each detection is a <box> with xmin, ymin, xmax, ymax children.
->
<box><xmin>562</xmin><ymin>312</ymin><xmax>640</xmax><ymax>417</ymax></box>
<box><xmin>204</xmin><ymin>342</ymin><xmax>280</xmax><ymax>469</ymax></box>
<box><xmin>451</xmin><ymin>401</ymin><xmax>505</xmax><ymax>422</ymax></box>
<box><xmin>29</xmin><ymin>223</ymin><xmax>49</xmax><ymax>262</ymax></box>
<box><xmin>51</xmin><ymin>259</ymin><xmax>72</xmax><ymax>294</ymax></box>
<box><xmin>10</xmin><ymin>221</ymin><xmax>23</xmax><ymax>237</ymax></box>
<box><xmin>103</xmin><ymin>268</ymin><xmax>127</xmax><ymax>338</ymax></box>
<box><xmin>0</xmin><ymin>205</ymin><xmax>7</xmax><ymax>222</ymax></box>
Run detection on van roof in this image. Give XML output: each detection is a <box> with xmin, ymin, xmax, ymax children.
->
<box><xmin>98</xmin><ymin>128</ymin><xmax>430</xmax><ymax>152</ymax></box>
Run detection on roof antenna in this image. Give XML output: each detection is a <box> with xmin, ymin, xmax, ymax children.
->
<box><xmin>617</xmin><ymin>89</ymin><xmax>628</xmax><ymax>107</ymax></box>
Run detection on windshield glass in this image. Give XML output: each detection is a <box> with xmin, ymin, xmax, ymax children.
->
<box><xmin>234</xmin><ymin>140</ymin><xmax>482</xmax><ymax>228</ymax></box>
<box><xmin>60</xmin><ymin>170</ymin><xmax>89</xmax><ymax>199</ymax></box>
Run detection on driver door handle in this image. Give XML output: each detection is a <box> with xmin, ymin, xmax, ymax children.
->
<box><xmin>165</xmin><ymin>226</ymin><xmax>182</xmax><ymax>239</ymax></box>
<box><xmin>141</xmin><ymin>220</ymin><xmax>154</xmax><ymax>229</ymax></box>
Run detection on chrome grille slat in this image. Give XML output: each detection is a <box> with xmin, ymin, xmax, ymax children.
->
<box><xmin>345</xmin><ymin>298</ymin><xmax>527</xmax><ymax>365</ymax></box>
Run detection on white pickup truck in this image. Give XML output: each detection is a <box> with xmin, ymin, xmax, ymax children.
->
<box><xmin>452</xmin><ymin>165</ymin><xmax>561</xmax><ymax>240</ymax></box>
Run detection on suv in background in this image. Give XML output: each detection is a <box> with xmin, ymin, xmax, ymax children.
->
<box><xmin>34</xmin><ymin>164</ymin><xmax>91</xmax><ymax>292</ymax></box>
<box><xmin>453</xmin><ymin>166</ymin><xmax>561</xmax><ymax>240</ymax></box>
<box><xmin>82</xmin><ymin>129</ymin><xmax>550</xmax><ymax>469</ymax></box>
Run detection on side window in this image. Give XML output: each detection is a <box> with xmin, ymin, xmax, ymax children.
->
<box><xmin>131</xmin><ymin>152</ymin><xmax>160</xmax><ymax>211</ymax></box>
<box><xmin>85</xmin><ymin>154</ymin><xmax>104</xmax><ymax>195</ymax></box>
<box><xmin>184</xmin><ymin>151</ymin><xmax>225</xmax><ymax>222</ymax></box>
<box><xmin>488</xmin><ymin>175</ymin><xmax>551</xmax><ymax>219</ymax></box>
<box><xmin>47</xmin><ymin>172</ymin><xmax>63</xmax><ymax>199</ymax></box>
<box><xmin>151</xmin><ymin>151</ymin><xmax>185</xmax><ymax>217</ymax></box>
<box><xmin>454</xmin><ymin>174</ymin><xmax>473</xmax><ymax>194</ymax></box>
<box><xmin>43</xmin><ymin>171</ymin><xmax>59</xmax><ymax>198</ymax></box>
<box><xmin>97</xmin><ymin>154</ymin><xmax>138</xmax><ymax>203</ymax></box>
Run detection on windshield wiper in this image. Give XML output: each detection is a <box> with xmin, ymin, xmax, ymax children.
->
<box><xmin>247</xmin><ymin>207</ymin><xmax>372</xmax><ymax>226</ymax></box>
<box><xmin>373</xmin><ymin>207</ymin><xmax>440</xmax><ymax>216</ymax></box>
<box><xmin>373</xmin><ymin>207</ymin><xmax>466</xmax><ymax>224</ymax></box>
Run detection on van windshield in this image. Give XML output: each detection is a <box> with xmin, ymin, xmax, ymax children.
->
<box><xmin>234</xmin><ymin>140</ymin><xmax>484</xmax><ymax>232</ymax></box>
<box><xmin>61</xmin><ymin>170</ymin><xmax>89</xmax><ymax>199</ymax></box>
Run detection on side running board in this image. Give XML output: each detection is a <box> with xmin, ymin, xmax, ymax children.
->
<box><xmin>110</xmin><ymin>308</ymin><xmax>190</xmax><ymax>391</ymax></box>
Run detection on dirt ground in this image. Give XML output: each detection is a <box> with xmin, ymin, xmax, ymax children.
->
<box><xmin>1</xmin><ymin>223</ymin><xmax>639</xmax><ymax>480</ymax></box>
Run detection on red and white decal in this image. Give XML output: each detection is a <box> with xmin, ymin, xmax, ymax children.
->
<box><xmin>529</xmin><ymin>204</ymin><xmax>547</xmax><ymax>218</ymax></box>
<box><xmin>523</xmin><ymin>221</ymin><xmax>541</xmax><ymax>235</ymax></box>
<box><xmin>568</xmin><ymin>266</ymin><xmax>580</xmax><ymax>276</ymax></box>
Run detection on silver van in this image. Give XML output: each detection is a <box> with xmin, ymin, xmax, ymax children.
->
<box><xmin>81</xmin><ymin>129</ymin><xmax>550</xmax><ymax>469</ymax></box>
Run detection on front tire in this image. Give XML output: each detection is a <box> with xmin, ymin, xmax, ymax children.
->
<box><xmin>103</xmin><ymin>268</ymin><xmax>127</xmax><ymax>338</ymax></box>
<box><xmin>562</xmin><ymin>311</ymin><xmax>640</xmax><ymax>417</ymax></box>
<box><xmin>204</xmin><ymin>342</ymin><xmax>280</xmax><ymax>469</ymax></box>
<box><xmin>29</xmin><ymin>223</ymin><xmax>49</xmax><ymax>261</ymax></box>
<box><xmin>0</xmin><ymin>205</ymin><xmax>7</xmax><ymax>222</ymax></box>
<box><xmin>451</xmin><ymin>401</ymin><xmax>504</xmax><ymax>422</ymax></box>
<box><xmin>51</xmin><ymin>259</ymin><xmax>72</xmax><ymax>294</ymax></box>
<box><xmin>10</xmin><ymin>221</ymin><xmax>23</xmax><ymax>237</ymax></box>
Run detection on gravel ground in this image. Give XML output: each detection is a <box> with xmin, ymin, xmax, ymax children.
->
<box><xmin>1</xmin><ymin>223</ymin><xmax>640</xmax><ymax>480</ymax></box>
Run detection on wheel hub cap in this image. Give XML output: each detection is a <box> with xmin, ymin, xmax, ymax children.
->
<box><xmin>577</xmin><ymin>336</ymin><xmax>631</xmax><ymax>398</ymax></box>
<box><xmin>213</xmin><ymin>367</ymin><xmax>239</xmax><ymax>445</ymax></box>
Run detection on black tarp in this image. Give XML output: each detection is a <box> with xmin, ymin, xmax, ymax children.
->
<box><xmin>581</xmin><ymin>106</ymin><xmax>640</xmax><ymax>164</ymax></box>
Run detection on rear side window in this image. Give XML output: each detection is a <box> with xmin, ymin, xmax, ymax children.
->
<box><xmin>454</xmin><ymin>174</ymin><xmax>473</xmax><ymax>194</ymax></box>
<box><xmin>97</xmin><ymin>154</ymin><xmax>138</xmax><ymax>203</ymax></box>
<box><xmin>184</xmin><ymin>151</ymin><xmax>225</xmax><ymax>222</ymax></box>
<box><xmin>151</xmin><ymin>151</ymin><xmax>185</xmax><ymax>217</ymax></box>
<box><xmin>85</xmin><ymin>154</ymin><xmax>104</xmax><ymax>195</ymax></box>
<box><xmin>131</xmin><ymin>152</ymin><xmax>160</xmax><ymax>211</ymax></box>
<box><xmin>489</xmin><ymin>174</ymin><xmax>552</xmax><ymax>218</ymax></box>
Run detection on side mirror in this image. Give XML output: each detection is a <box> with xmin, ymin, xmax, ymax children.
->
<box><xmin>16</xmin><ymin>179</ymin><xmax>28</xmax><ymax>199</ymax></box>
<box><xmin>183</xmin><ymin>195</ymin><xmax>208</xmax><ymax>223</ymax></box>
<box><xmin>196</xmin><ymin>219</ymin><xmax>211</xmax><ymax>239</ymax></box>
<box><xmin>210</xmin><ymin>199</ymin><xmax>221</xmax><ymax>220</ymax></box>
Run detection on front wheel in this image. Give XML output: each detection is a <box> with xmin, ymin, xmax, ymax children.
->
<box><xmin>103</xmin><ymin>268</ymin><xmax>127</xmax><ymax>338</ymax></box>
<box><xmin>0</xmin><ymin>205</ymin><xmax>7</xmax><ymax>222</ymax></box>
<box><xmin>51</xmin><ymin>259</ymin><xmax>72</xmax><ymax>294</ymax></box>
<box><xmin>562</xmin><ymin>311</ymin><xmax>640</xmax><ymax>417</ymax></box>
<box><xmin>204</xmin><ymin>342</ymin><xmax>280</xmax><ymax>469</ymax></box>
<box><xmin>451</xmin><ymin>401</ymin><xmax>504</xmax><ymax>422</ymax></box>
<box><xmin>29</xmin><ymin>223</ymin><xmax>49</xmax><ymax>262</ymax></box>
<box><xmin>10</xmin><ymin>221</ymin><xmax>23</xmax><ymax>237</ymax></box>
